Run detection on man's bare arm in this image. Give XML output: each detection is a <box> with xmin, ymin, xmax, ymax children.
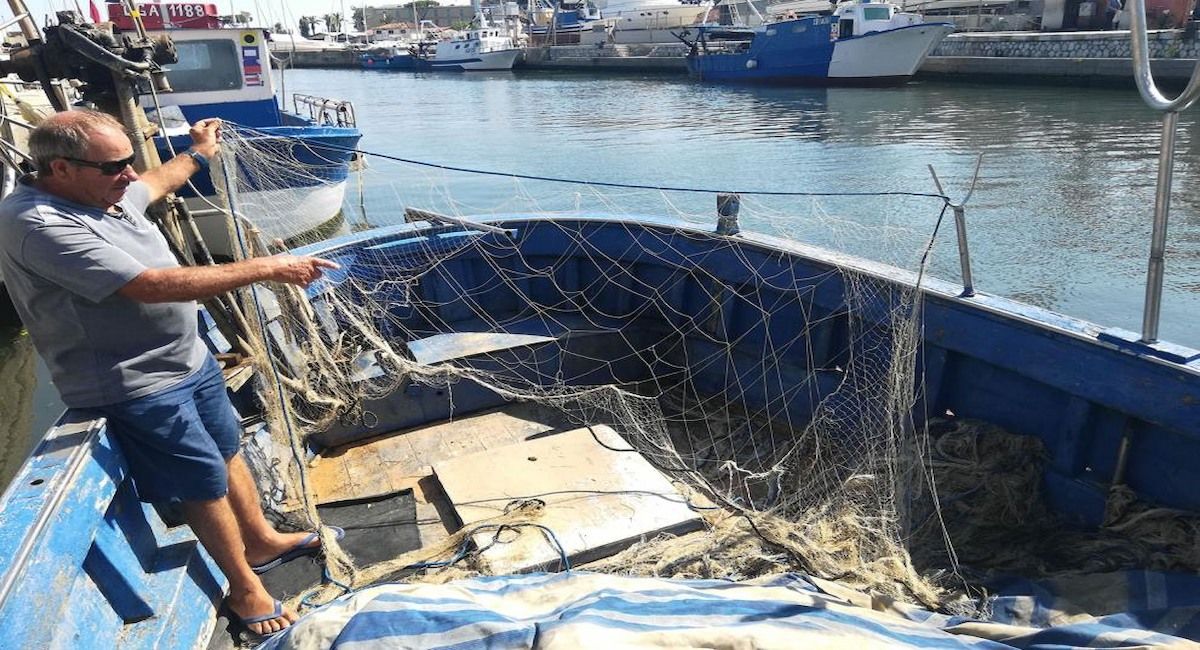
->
<box><xmin>139</xmin><ymin>118</ymin><xmax>222</xmax><ymax>203</ymax></box>
<box><xmin>118</xmin><ymin>255</ymin><xmax>340</xmax><ymax>303</ymax></box>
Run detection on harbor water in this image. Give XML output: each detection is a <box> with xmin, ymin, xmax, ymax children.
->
<box><xmin>2</xmin><ymin>69</ymin><xmax>1199</xmax><ymax>489</ymax></box>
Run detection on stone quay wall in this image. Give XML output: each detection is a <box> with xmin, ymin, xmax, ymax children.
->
<box><xmin>932</xmin><ymin>28</ymin><xmax>1200</xmax><ymax>59</ymax></box>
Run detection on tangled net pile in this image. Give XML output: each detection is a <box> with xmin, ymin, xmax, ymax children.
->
<box><xmin>195</xmin><ymin>125</ymin><xmax>1199</xmax><ymax>617</ymax></box>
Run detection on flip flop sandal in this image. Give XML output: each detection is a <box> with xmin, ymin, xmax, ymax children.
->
<box><xmin>223</xmin><ymin>598</ymin><xmax>288</xmax><ymax>642</ymax></box>
<box><xmin>250</xmin><ymin>526</ymin><xmax>345</xmax><ymax>574</ymax></box>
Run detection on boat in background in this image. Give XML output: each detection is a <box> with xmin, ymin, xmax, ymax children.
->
<box><xmin>360</xmin><ymin>41</ymin><xmax>436</xmax><ymax>70</ymax></box>
<box><xmin>362</xmin><ymin>6</ymin><xmax>523</xmax><ymax>72</ymax></box>
<box><xmin>104</xmin><ymin>3</ymin><xmax>363</xmax><ymax>259</ymax></box>
<box><xmin>579</xmin><ymin>0</ymin><xmax>713</xmax><ymax>44</ymax></box>
<box><xmin>424</xmin><ymin>7</ymin><xmax>525</xmax><ymax>71</ymax></box>
<box><xmin>528</xmin><ymin>0</ymin><xmax>604</xmax><ymax>44</ymax></box>
<box><xmin>360</xmin><ymin>17</ymin><xmax>443</xmax><ymax>70</ymax></box>
<box><xmin>683</xmin><ymin>0</ymin><xmax>954</xmax><ymax>85</ymax></box>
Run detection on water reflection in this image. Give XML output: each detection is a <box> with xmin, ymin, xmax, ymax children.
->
<box><xmin>4</xmin><ymin>72</ymin><xmax>1200</xmax><ymax>493</ymax></box>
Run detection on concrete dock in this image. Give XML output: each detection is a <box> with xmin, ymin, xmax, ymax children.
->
<box><xmin>521</xmin><ymin>44</ymin><xmax>688</xmax><ymax>72</ymax></box>
<box><xmin>921</xmin><ymin>29</ymin><xmax>1200</xmax><ymax>85</ymax></box>
<box><xmin>273</xmin><ymin>29</ymin><xmax>1200</xmax><ymax>86</ymax></box>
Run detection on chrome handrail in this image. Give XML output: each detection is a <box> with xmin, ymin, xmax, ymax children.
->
<box><xmin>1127</xmin><ymin>0</ymin><xmax>1200</xmax><ymax>343</ymax></box>
<box><xmin>291</xmin><ymin>93</ymin><xmax>357</xmax><ymax>128</ymax></box>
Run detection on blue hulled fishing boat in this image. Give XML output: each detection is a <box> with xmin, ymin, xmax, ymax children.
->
<box><xmin>683</xmin><ymin>0</ymin><xmax>954</xmax><ymax>85</ymax></box>
<box><xmin>106</xmin><ymin>3</ymin><xmax>363</xmax><ymax>257</ymax></box>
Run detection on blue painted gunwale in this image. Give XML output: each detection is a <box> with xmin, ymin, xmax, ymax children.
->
<box><xmin>0</xmin><ymin>413</ymin><xmax>226</xmax><ymax>648</ymax></box>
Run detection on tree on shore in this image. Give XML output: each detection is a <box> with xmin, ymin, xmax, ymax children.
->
<box><xmin>299</xmin><ymin>15</ymin><xmax>316</xmax><ymax>37</ymax></box>
<box><xmin>352</xmin><ymin>7</ymin><xmax>365</xmax><ymax>31</ymax></box>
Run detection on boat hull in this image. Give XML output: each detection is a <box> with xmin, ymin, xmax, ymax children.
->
<box><xmin>157</xmin><ymin>126</ymin><xmax>361</xmax><ymax>259</ymax></box>
<box><xmin>360</xmin><ymin>48</ymin><xmax>522</xmax><ymax>72</ymax></box>
<box><xmin>1</xmin><ymin>215</ymin><xmax>1197</xmax><ymax>648</ymax></box>
<box><xmin>427</xmin><ymin>47</ymin><xmax>523</xmax><ymax>71</ymax></box>
<box><xmin>687</xmin><ymin>19</ymin><xmax>953</xmax><ymax>85</ymax></box>
<box><xmin>360</xmin><ymin>53</ymin><xmax>424</xmax><ymax>70</ymax></box>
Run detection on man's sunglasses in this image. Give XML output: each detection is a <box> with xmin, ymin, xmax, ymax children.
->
<box><xmin>62</xmin><ymin>154</ymin><xmax>136</xmax><ymax>175</ymax></box>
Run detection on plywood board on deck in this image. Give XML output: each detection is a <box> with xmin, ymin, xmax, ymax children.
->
<box><xmin>434</xmin><ymin>425</ymin><xmax>702</xmax><ymax>574</ymax></box>
<box><xmin>309</xmin><ymin>402</ymin><xmax>572</xmax><ymax>504</ymax></box>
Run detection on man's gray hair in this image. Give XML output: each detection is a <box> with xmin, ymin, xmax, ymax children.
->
<box><xmin>29</xmin><ymin>110</ymin><xmax>126</xmax><ymax>175</ymax></box>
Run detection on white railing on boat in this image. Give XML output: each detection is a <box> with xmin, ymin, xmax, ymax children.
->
<box><xmin>291</xmin><ymin>93</ymin><xmax>357</xmax><ymax>128</ymax></box>
<box><xmin>1127</xmin><ymin>0</ymin><xmax>1200</xmax><ymax>344</ymax></box>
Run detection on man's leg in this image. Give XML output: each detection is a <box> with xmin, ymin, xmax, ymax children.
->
<box><xmin>180</xmin><ymin>497</ymin><xmax>298</xmax><ymax>636</ymax></box>
<box><xmin>225</xmin><ymin>453</ymin><xmax>322</xmax><ymax>568</ymax></box>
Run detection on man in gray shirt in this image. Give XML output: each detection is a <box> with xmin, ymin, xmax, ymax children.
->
<box><xmin>0</xmin><ymin>109</ymin><xmax>337</xmax><ymax>638</ymax></box>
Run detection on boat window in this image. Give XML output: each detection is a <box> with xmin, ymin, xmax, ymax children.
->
<box><xmin>164</xmin><ymin>39</ymin><xmax>243</xmax><ymax>92</ymax></box>
<box><xmin>862</xmin><ymin>7</ymin><xmax>890</xmax><ymax>19</ymax></box>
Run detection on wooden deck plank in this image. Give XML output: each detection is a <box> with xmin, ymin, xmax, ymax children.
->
<box><xmin>311</xmin><ymin>404</ymin><xmax>569</xmax><ymax>504</ymax></box>
<box><xmin>434</xmin><ymin>425</ymin><xmax>702</xmax><ymax>574</ymax></box>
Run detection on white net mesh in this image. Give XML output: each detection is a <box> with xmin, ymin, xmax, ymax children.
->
<box><xmin>199</xmin><ymin>123</ymin><xmax>954</xmax><ymax>608</ymax></box>
<box><xmin>197</xmin><ymin>123</ymin><xmax>1200</xmax><ymax>615</ymax></box>
<box><xmin>141</xmin><ymin>115</ymin><xmax>1200</xmax><ymax>632</ymax></box>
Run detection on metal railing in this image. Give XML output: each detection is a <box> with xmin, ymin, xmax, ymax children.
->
<box><xmin>1127</xmin><ymin>0</ymin><xmax>1200</xmax><ymax>344</ymax></box>
<box><xmin>291</xmin><ymin>94</ymin><xmax>357</xmax><ymax>128</ymax></box>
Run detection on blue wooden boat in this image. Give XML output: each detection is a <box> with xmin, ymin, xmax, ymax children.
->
<box><xmin>1</xmin><ymin>202</ymin><xmax>1197</xmax><ymax>646</ymax></box>
<box><xmin>1</xmin><ymin>1</ymin><xmax>1198</xmax><ymax>647</ymax></box>
<box><xmin>683</xmin><ymin>0</ymin><xmax>954</xmax><ymax>85</ymax></box>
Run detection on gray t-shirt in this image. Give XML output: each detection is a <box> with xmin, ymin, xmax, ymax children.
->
<box><xmin>0</xmin><ymin>176</ymin><xmax>207</xmax><ymax>407</ymax></box>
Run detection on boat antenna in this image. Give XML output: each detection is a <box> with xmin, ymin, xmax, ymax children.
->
<box><xmin>1127</xmin><ymin>0</ymin><xmax>1200</xmax><ymax>344</ymax></box>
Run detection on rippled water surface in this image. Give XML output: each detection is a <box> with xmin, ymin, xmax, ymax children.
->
<box><xmin>2</xmin><ymin>69</ymin><xmax>1198</xmax><ymax>487</ymax></box>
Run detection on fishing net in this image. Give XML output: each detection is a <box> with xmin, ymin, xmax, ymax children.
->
<box><xmin>197</xmin><ymin>122</ymin><xmax>953</xmax><ymax>609</ymax></box>
<box><xmin>191</xmin><ymin>123</ymin><xmax>1200</xmax><ymax>618</ymax></box>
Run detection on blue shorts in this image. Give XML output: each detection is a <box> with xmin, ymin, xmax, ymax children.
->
<box><xmin>96</xmin><ymin>355</ymin><xmax>242</xmax><ymax>503</ymax></box>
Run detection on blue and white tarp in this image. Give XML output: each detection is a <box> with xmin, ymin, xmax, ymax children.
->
<box><xmin>263</xmin><ymin>571</ymin><xmax>1200</xmax><ymax>649</ymax></box>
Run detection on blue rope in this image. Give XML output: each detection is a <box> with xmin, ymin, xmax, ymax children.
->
<box><xmin>224</xmin><ymin>121</ymin><xmax>951</xmax><ymax>202</ymax></box>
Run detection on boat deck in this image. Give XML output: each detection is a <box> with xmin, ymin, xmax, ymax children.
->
<box><xmin>209</xmin><ymin>401</ymin><xmax>706</xmax><ymax>647</ymax></box>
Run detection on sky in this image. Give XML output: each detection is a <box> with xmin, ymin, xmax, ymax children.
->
<box><xmin>10</xmin><ymin>1</ymin><xmax>469</xmax><ymax>32</ymax></box>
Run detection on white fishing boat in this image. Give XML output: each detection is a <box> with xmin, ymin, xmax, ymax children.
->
<box><xmin>425</xmin><ymin>9</ymin><xmax>524</xmax><ymax>71</ymax></box>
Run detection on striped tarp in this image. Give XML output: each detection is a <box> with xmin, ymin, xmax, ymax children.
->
<box><xmin>263</xmin><ymin>571</ymin><xmax>1200</xmax><ymax>649</ymax></box>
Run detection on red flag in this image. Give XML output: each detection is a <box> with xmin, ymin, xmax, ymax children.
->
<box><xmin>88</xmin><ymin>0</ymin><xmax>102</xmax><ymax>23</ymax></box>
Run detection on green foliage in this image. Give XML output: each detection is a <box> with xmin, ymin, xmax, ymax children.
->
<box><xmin>324</xmin><ymin>13</ymin><xmax>343</xmax><ymax>33</ymax></box>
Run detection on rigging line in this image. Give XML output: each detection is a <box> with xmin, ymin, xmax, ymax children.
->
<box><xmin>222</xmin><ymin>121</ymin><xmax>953</xmax><ymax>202</ymax></box>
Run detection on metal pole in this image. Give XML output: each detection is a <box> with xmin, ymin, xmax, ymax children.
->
<box><xmin>1140</xmin><ymin>111</ymin><xmax>1177</xmax><ymax>342</ymax></box>
<box><xmin>951</xmin><ymin>205</ymin><xmax>975</xmax><ymax>297</ymax></box>
<box><xmin>716</xmin><ymin>193</ymin><xmax>740</xmax><ymax>236</ymax></box>
<box><xmin>1127</xmin><ymin>0</ymin><xmax>1200</xmax><ymax>343</ymax></box>
<box><xmin>5</xmin><ymin>0</ymin><xmax>41</xmax><ymax>42</ymax></box>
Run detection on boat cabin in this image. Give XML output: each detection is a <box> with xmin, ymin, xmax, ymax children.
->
<box><xmin>832</xmin><ymin>0</ymin><xmax>924</xmax><ymax>36</ymax></box>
